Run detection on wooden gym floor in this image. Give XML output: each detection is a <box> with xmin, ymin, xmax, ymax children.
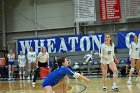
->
<box><xmin>0</xmin><ymin>77</ymin><xmax>140</xmax><ymax>93</ymax></box>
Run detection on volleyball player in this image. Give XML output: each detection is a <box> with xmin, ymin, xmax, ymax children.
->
<box><xmin>18</xmin><ymin>51</ymin><xmax>26</xmax><ymax>80</ymax></box>
<box><xmin>99</xmin><ymin>34</ymin><xmax>119</xmax><ymax>91</ymax></box>
<box><xmin>127</xmin><ymin>35</ymin><xmax>140</xmax><ymax>84</ymax></box>
<box><xmin>42</xmin><ymin>57</ymin><xmax>90</xmax><ymax>93</ymax></box>
<box><xmin>27</xmin><ymin>47</ymin><xmax>37</xmax><ymax>80</ymax></box>
<box><xmin>7</xmin><ymin>49</ymin><xmax>15</xmax><ymax>81</ymax></box>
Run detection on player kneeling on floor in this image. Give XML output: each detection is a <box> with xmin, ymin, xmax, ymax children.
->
<box><xmin>42</xmin><ymin>57</ymin><xmax>90</xmax><ymax>93</ymax></box>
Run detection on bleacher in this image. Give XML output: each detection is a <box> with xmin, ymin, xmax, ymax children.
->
<box><xmin>0</xmin><ymin>48</ymin><xmax>130</xmax><ymax>80</ymax></box>
<box><xmin>49</xmin><ymin>48</ymin><xmax>130</xmax><ymax>78</ymax></box>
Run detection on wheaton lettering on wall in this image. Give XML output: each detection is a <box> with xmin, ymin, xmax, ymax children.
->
<box><xmin>18</xmin><ymin>34</ymin><xmax>104</xmax><ymax>54</ymax></box>
<box><xmin>118</xmin><ymin>30</ymin><xmax>140</xmax><ymax>48</ymax></box>
<box><xmin>100</xmin><ymin>0</ymin><xmax>121</xmax><ymax>20</ymax></box>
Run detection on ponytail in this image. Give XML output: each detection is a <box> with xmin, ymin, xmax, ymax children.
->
<box><xmin>51</xmin><ymin>56</ymin><xmax>58</xmax><ymax>72</ymax></box>
<box><xmin>110</xmin><ymin>39</ymin><xmax>113</xmax><ymax>46</ymax></box>
<box><xmin>51</xmin><ymin>57</ymin><xmax>65</xmax><ymax>71</ymax></box>
<box><xmin>58</xmin><ymin>57</ymin><xmax>65</xmax><ymax>67</ymax></box>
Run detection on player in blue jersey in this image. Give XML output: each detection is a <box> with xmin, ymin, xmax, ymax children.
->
<box><xmin>42</xmin><ymin>57</ymin><xmax>90</xmax><ymax>93</ymax></box>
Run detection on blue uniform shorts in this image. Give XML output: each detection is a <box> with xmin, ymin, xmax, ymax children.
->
<box><xmin>8</xmin><ymin>61</ymin><xmax>14</xmax><ymax>65</ymax></box>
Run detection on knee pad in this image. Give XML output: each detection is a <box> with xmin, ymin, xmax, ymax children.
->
<box><xmin>113</xmin><ymin>72</ymin><xmax>118</xmax><ymax>77</ymax></box>
<box><xmin>19</xmin><ymin>71</ymin><xmax>22</xmax><ymax>75</ymax></box>
<box><xmin>130</xmin><ymin>68</ymin><xmax>135</xmax><ymax>72</ymax></box>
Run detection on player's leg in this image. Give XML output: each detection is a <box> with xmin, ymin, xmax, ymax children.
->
<box><xmin>136</xmin><ymin>59</ymin><xmax>140</xmax><ymax>81</ymax></box>
<box><xmin>8</xmin><ymin>64</ymin><xmax>12</xmax><ymax>80</ymax></box>
<box><xmin>127</xmin><ymin>58</ymin><xmax>135</xmax><ymax>84</ymax></box>
<box><xmin>11</xmin><ymin>63</ymin><xmax>14</xmax><ymax>79</ymax></box>
<box><xmin>109</xmin><ymin>62</ymin><xmax>119</xmax><ymax>91</ymax></box>
<box><xmin>32</xmin><ymin>67</ymin><xmax>40</xmax><ymax>84</ymax></box>
<box><xmin>31</xmin><ymin>62</ymin><xmax>36</xmax><ymax>79</ymax></box>
<box><xmin>62</xmin><ymin>76</ymin><xmax>69</xmax><ymax>93</ymax></box>
<box><xmin>53</xmin><ymin>76</ymin><xmax>69</xmax><ymax>93</ymax></box>
<box><xmin>19</xmin><ymin>67</ymin><xmax>22</xmax><ymax>79</ymax></box>
<box><xmin>23</xmin><ymin>66</ymin><xmax>26</xmax><ymax>79</ymax></box>
<box><xmin>44</xmin><ymin>86</ymin><xmax>53</xmax><ymax>93</ymax></box>
<box><xmin>27</xmin><ymin>62</ymin><xmax>31</xmax><ymax>79</ymax></box>
<box><xmin>101</xmin><ymin>63</ymin><xmax>108</xmax><ymax>90</ymax></box>
<box><xmin>126</xmin><ymin>64</ymin><xmax>129</xmax><ymax>75</ymax></box>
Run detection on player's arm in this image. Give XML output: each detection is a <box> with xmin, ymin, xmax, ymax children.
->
<box><xmin>63</xmin><ymin>67</ymin><xmax>90</xmax><ymax>83</ymax></box>
<box><xmin>78</xmin><ymin>74</ymin><xmax>90</xmax><ymax>83</ymax></box>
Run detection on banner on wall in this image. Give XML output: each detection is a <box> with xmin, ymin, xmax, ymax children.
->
<box><xmin>74</xmin><ymin>0</ymin><xmax>96</xmax><ymax>22</ymax></box>
<box><xmin>100</xmin><ymin>0</ymin><xmax>121</xmax><ymax>20</ymax></box>
<box><xmin>18</xmin><ymin>34</ymin><xmax>104</xmax><ymax>54</ymax></box>
<box><xmin>118</xmin><ymin>30</ymin><xmax>140</xmax><ymax>48</ymax></box>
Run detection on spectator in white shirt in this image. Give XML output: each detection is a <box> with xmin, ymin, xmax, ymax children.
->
<box><xmin>18</xmin><ymin>51</ymin><xmax>26</xmax><ymax>80</ymax></box>
<box><xmin>27</xmin><ymin>47</ymin><xmax>37</xmax><ymax>79</ymax></box>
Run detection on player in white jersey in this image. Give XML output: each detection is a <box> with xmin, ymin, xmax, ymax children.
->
<box><xmin>27</xmin><ymin>47</ymin><xmax>37</xmax><ymax>79</ymax></box>
<box><xmin>7</xmin><ymin>49</ymin><xmax>15</xmax><ymax>81</ymax></box>
<box><xmin>99</xmin><ymin>34</ymin><xmax>119</xmax><ymax>91</ymax></box>
<box><xmin>127</xmin><ymin>35</ymin><xmax>140</xmax><ymax>84</ymax></box>
<box><xmin>18</xmin><ymin>51</ymin><xmax>26</xmax><ymax>80</ymax></box>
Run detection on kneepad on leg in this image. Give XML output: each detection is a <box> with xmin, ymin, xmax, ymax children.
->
<box><xmin>113</xmin><ymin>72</ymin><xmax>118</xmax><ymax>78</ymax></box>
<box><xmin>130</xmin><ymin>68</ymin><xmax>135</xmax><ymax>72</ymax></box>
